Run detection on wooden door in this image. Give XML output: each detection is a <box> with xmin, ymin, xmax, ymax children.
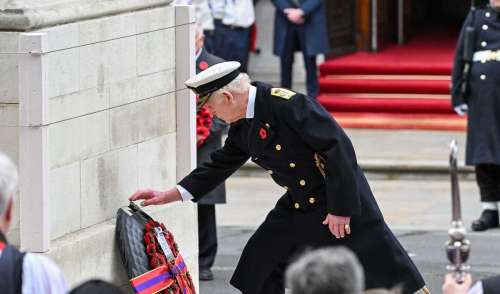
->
<box><xmin>376</xmin><ymin>0</ymin><xmax>397</xmax><ymax>50</ymax></box>
<box><xmin>325</xmin><ymin>0</ymin><xmax>357</xmax><ymax>57</ymax></box>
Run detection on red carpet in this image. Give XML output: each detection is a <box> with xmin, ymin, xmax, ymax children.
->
<box><xmin>319</xmin><ymin>30</ymin><xmax>466</xmax><ymax>131</ymax></box>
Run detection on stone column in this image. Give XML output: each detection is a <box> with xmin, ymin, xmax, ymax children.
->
<box><xmin>0</xmin><ymin>0</ymin><xmax>198</xmax><ymax>289</ymax></box>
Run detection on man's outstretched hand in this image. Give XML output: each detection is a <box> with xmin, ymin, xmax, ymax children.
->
<box><xmin>129</xmin><ymin>188</ymin><xmax>182</xmax><ymax>207</ymax></box>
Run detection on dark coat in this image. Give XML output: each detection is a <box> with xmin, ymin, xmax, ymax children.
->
<box><xmin>451</xmin><ymin>6</ymin><xmax>500</xmax><ymax>165</ymax></box>
<box><xmin>196</xmin><ymin>48</ymin><xmax>226</xmax><ymax>204</ymax></box>
<box><xmin>179</xmin><ymin>82</ymin><xmax>425</xmax><ymax>293</ymax></box>
<box><xmin>271</xmin><ymin>0</ymin><xmax>329</xmax><ymax>57</ymax></box>
<box><xmin>483</xmin><ymin>275</ymin><xmax>500</xmax><ymax>294</ymax></box>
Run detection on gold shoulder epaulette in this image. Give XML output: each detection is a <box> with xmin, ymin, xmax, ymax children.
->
<box><xmin>270</xmin><ymin>88</ymin><xmax>296</xmax><ymax>100</ymax></box>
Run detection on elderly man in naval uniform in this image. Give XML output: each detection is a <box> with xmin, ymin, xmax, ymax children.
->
<box><xmin>130</xmin><ymin>61</ymin><xmax>429</xmax><ymax>294</ymax></box>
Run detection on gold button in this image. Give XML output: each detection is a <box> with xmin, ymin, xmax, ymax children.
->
<box><xmin>294</xmin><ymin>203</ymin><xmax>300</xmax><ymax>209</ymax></box>
<box><xmin>483</xmin><ymin>24</ymin><xmax>489</xmax><ymax>30</ymax></box>
<box><xmin>275</xmin><ymin>144</ymin><xmax>282</xmax><ymax>151</ymax></box>
<box><xmin>486</xmin><ymin>12</ymin><xmax>491</xmax><ymax>18</ymax></box>
<box><xmin>265</xmin><ymin>123</ymin><xmax>270</xmax><ymax>128</ymax></box>
<box><xmin>481</xmin><ymin>41</ymin><xmax>487</xmax><ymax>47</ymax></box>
<box><xmin>309</xmin><ymin>197</ymin><xmax>316</xmax><ymax>204</ymax></box>
<box><xmin>289</xmin><ymin>163</ymin><xmax>296</xmax><ymax>168</ymax></box>
<box><xmin>268</xmin><ymin>170</ymin><xmax>273</xmax><ymax>175</ymax></box>
<box><xmin>480</xmin><ymin>74</ymin><xmax>487</xmax><ymax>80</ymax></box>
<box><xmin>299</xmin><ymin>180</ymin><xmax>306</xmax><ymax>186</ymax></box>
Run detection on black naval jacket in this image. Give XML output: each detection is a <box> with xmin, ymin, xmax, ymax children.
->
<box><xmin>179</xmin><ymin>82</ymin><xmax>425</xmax><ymax>294</ymax></box>
<box><xmin>195</xmin><ymin>48</ymin><xmax>226</xmax><ymax>204</ymax></box>
<box><xmin>452</xmin><ymin>5</ymin><xmax>500</xmax><ymax>165</ymax></box>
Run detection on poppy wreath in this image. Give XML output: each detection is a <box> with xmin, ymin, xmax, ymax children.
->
<box><xmin>196</xmin><ymin>106</ymin><xmax>212</xmax><ymax>147</ymax></box>
<box><xmin>143</xmin><ymin>220</ymin><xmax>196</xmax><ymax>294</ymax></box>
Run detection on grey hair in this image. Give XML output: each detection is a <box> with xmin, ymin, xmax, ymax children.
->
<box><xmin>286</xmin><ymin>246</ymin><xmax>365</xmax><ymax>294</ymax></box>
<box><xmin>0</xmin><ymin>153</ymin><xmax>18</xmax><ymax>215</ymax></box>
<box><xmin>212</xmin><ymin>73</ymin><xmax>251</xmax><ymax>99</ymax></box>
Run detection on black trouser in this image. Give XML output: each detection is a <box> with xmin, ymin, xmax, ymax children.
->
<box><xmin>476</xmin><ymin>164</ymin><xmax>500</xmax><ymax>202</ymax></box>
<box><xmin>280</xmin><ymin>23</ymin><xmax>318</xmax><ymax>99</ymax></box>
<box><xmin>198</xmin><ymin>204</ymin><xmax>218</xmax><ymax>270</ymax></box>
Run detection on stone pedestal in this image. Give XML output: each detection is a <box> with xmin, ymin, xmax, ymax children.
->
<box><xmin>0</xmin><ymin>0</ymin><xmax>198</xmax><ymax>289</ymax></box>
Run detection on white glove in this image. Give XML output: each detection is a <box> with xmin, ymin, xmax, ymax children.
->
<box><xmin>454</xmin><ymin>104</ymin><xmax>468</xmax><ymax>116</ymax></box>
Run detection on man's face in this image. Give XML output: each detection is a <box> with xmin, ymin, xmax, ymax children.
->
<box><xmin>491</xmin><ymin>0</ymin><xmax>500</xmax><ymax>9</ymax></box>
<box><xmin>205</xmin><ymin>91</ymin><xmax>239</xmax><ymax>123</ymax></box>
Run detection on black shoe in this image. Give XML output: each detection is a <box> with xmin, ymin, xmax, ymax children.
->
<box><xmin>199</xmin><ymin>268</ymin><xmax>214</xmax><ymax>281</ymax></box>
<box><xmin>471</xmin><ymin>210</ymin><xmax>499</xmax><ymax>231</ymax></box>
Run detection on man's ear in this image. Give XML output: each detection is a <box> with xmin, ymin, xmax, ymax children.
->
<box><xmin>5</xmin><ymin>197</ymin><xmax>13</xmax><ymax>224</ymax></box>
<box><xmin>222</xmin><ymin>91</ymin><xmax>234</xmax><ymax>104</ymax></box>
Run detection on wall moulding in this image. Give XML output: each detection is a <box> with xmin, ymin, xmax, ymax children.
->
<box><xmin>0</xmin><ymin>0</ymin><xmax>173</xmax><ymax>31</ymax></box>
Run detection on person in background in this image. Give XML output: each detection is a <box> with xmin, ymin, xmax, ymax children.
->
<box><xmin>0</xmin><ymin>152</ymin><xmax>68</xmax><ymax>294</ymax></box>
<box><xmin>194</xmin><ymin>25</ymin><xmax>227</xmax><ymax>281</ymax></box>
<box><xmin>451</xmin><ymin>0</ymin><xmax>500</xmax><ymax>232</ymax></box>
<box><xmin>271</xmin><ymin>0</ymin><xmax>329</xmax><ymax>98</ymax></box>
<box><xmin>285</xmin><ymin>246</ymin><xmax>364</xmax><ymax>294</ymax></box>
<box><xmin>211</xmin><ymin>0</ymin><xmax>255</xmax><ymax>72</ymax></box>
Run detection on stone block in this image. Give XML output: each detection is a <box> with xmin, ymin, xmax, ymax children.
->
<box><xmin>0</xmin><ymin>103</ymin><xmax>18</xmax><ymax>126</ymax></box>
<box><xmin>79</xmin><ymin>12</ymin><xmax>136</xmax><ymax>45</ymax></box>
<box><xmin>0</xmin><ymin>32</ymin><xmax>19</xmax><ymax>53</ymax></box>
<box><xmin>48</xmin><ymin>111</ymin><xmax>109</xmax><ymax>169</ymax></box>
<box><xmin>48</xmin><ymin>87</ymin><xmax>109</xmax><ymax>123</ymax></box>
<box><xmin>35</xmin><ymin>23</ymin><xmax>79</xmax><ymax>52</ymax></box>
<box><xmin>79</xmin><ymin>36</ymin><xmax>137</xmax><ymax>92</ymax></box>
<box><xmin>108</xmin><ymin>78</ymin><xmax>138</xmax><ymax>108</ymax></box>
<box><xmin>45</xmin><ymin>220</ymin><xmax>129</xmax><ymax>288</ymax></box>
<box><xmin>137</xmin><ymin>69</ymin><xmax>176</xmax><ymax>100</ymax></box>
<box><xmin>80</xmin><ymin>145</ymin><xmax>138</xmax><ymax>228</ymax></box>
<box><xmin>0</xmin><ymin>126</ymin><xmax>19</xmax><ymax>161</ymax></box>
<box><xmin>137</xmin><ymin>133</ymin><xmax>176</xmax><ymax>190</ymax></box>
<box><xmin>49</xmin><ymin>162</ymin><xmax>81</xmax><ymax>240</ymax></box>
<box><xmin>136</xmin><ymin>6</ymin><xmax>175</xmax><ymax>34</ymax></box>
<box><xmin>137</xmin><ymin>28</ymin><xmax>175</xmax><ymax>76</ymax></box>
<box><xmin>110</xmin><ymin>93</ymin><xmax>176</xmax><ymax>149</ymax></box>
<box><xmin>47</xmin><ymin>48</ymin><xmax>80</xmax><ymax>98</ymax></box>
<box><xmin>0</xmin><ymin>55</ymin><xmax>19</xmax><ymax>103</ymax></box>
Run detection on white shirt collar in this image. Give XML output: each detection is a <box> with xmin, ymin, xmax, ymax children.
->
<box><xmin>195</xmin><ymin>47</ymin><xmax>203</xmax><ymax>61</ymax></box>
<box><xmin>246</xmin><ymin>85</ymin><xmax>257</xmax><ymax>119</ymax></box>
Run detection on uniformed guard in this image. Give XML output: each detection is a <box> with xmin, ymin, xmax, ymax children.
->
<box><xmin>129</xmin><ymin>62</ymin><xmax>428</xmax><ymax>294</ymax></box>
<box><xmin>451</xmin><ymin>0</ymin><xmax>500</xmax><ymax>232</ymax></box>
<box><xmin>194</xmin><ymin>26</ymin><xmax>227</xmax><ymax>281</ymax></box>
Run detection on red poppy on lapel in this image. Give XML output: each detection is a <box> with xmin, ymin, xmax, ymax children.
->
<box><xmin>199</xmin><ymin>61</ymin><xmax>209</xmax><ymax>70</ymax></box>
<box><xmin>259</xmin><ymin>128</ymin><xmax>267</xmax><ymax>140</ymax></box>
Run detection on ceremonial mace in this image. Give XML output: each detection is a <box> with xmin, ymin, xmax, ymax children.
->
<box><xmin>445</xmin><ymin>140</ymin><xmax>471</xmax><ymax>283</ymax></box>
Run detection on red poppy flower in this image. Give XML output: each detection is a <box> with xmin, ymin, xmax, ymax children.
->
<box><xmin>259</xmin><ymin>128</ymin><xmax>267</xmax><ymax>139</ymax></box>
<box><xmin>199</xmin><ymin>61</ymin><xmax>209</xmax><ymax>70</ymax></box>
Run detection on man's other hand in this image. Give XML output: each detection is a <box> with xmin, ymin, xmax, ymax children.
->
<box><xmin>129</xmin><ymin>188</ymin><xmax>182</xmax><ymax>207</ymax></box>
<box><xmin>322</xmin><ymin>214</ymin><xmax>351</xmax><ymax>239</ymax></box>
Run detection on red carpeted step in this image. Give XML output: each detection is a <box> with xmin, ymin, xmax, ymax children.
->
<box><xmin>320</xmin><ymin>60</ymin><xmax>452</xmax><ymax>76</ymax></box>
<box><xmin>331</xmin><ymin>112</ymin><xmax>466</xmax><ymax>131</ymax></box>
<box><xmin>318</xmin><ymin>95</ymin><xmax>453</xmax><ymax>114</ymax></box>
<box><xmin>319</xmin><ymin>78</ymin><xmax>450</xmax><ymax>95</ymax></box>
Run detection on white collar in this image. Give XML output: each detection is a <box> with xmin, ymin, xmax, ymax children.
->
<box><xmin>195</xmin><ymin>47</ymin><xmax>203</xmax><ymax>61</ymax></box>
<box><xmin>246</xmin><ymin>85</ymin><xmax>257</xmax><ymax>119</ymax></box>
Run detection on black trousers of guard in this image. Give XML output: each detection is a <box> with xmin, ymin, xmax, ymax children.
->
<box><xmin>475</xmin><ymin>164</ymin><xmax>500</xmax><ymax>202</ymax></box>
<box><xmin>198</xmin><ymin>204</ymin><xmax>218</xmax><ymax>270</ymax></box>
